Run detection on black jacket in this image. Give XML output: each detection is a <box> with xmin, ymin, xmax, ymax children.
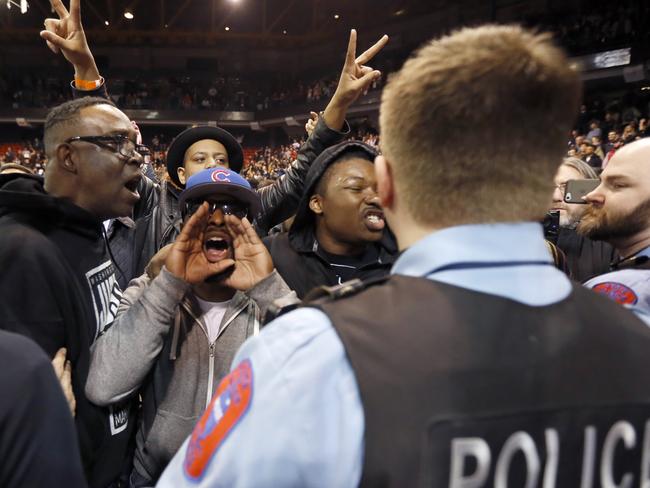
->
<box><xmin>110</xmin><ymin>117</ymin><xmax>347</xmax><ymax>289</ymax></box>
<box><xmin>264</xmin><ymin>142</ymin><xmax>398</xmax><ymax>298</ymax></box>
<box><xmin>0</xmin><ymin>174</ymin><xmax>135</xmax><ymax>488</ymax></box>
<box><xmin>556</xmin><ymin>227</ymin><xmax>616</xmax><ymax>283</ymax></box>
<box><xmin>0</xmin><ymin>330</ymin><xmax>87</xmax><ymax>488</ymax></box>
<box><xmin>73</xmin><ymin>83</ymin><xmax>348</xmax><ymax>288</ymax></box>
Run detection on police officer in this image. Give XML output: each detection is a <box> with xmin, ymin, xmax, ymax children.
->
<box><xmin>158</xmin><ymin>26</ymin><xmax>650</xmax><ymax>488</ymax></box>
<box><xmin>579</xmin><ymin>138</ymin><xmax>650</xmax><ymax>322</ymax></box>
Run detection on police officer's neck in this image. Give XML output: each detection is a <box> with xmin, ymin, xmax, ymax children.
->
<box><xmin>611</xmin><ymin>231</ymin><xmax>650</xmax><ymax>260</ymax></box>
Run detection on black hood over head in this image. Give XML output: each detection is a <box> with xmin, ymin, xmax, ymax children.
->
<box><xmin>287</xmin><ymin>140</ymin><xmax>396</xmax><ymax>255</ymax></box>
<box><xmin>0</xmin><ymin>173</ymin><xmax>103</xmax><ymax>239</ymax></box>
<box><xmin>289</xmin><ymin>141</ymin><xmax>378</xmax><ymax>242</ymax></box>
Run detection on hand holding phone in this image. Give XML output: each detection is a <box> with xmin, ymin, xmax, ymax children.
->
<box><xmin>564</xmin><ymin>179</ymin><xmax>600</xmax><ymax>204</ymax></box>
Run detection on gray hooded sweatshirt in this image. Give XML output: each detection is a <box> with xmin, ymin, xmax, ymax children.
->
<box><xmin>85</xmin><ymin>267</ymin><xmax>295</xmax><ymax>484</ymax></box>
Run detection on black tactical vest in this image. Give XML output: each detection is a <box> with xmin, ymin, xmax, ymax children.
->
<box><xmin>316</xmin><ymin>275</ymin><xmax>650</xmax><ymax>488</ymax></box>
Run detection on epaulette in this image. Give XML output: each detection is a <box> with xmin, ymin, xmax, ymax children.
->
<box><xmin>263</xmin><ymin>275</ymin><xmax>391</xmax><ymax>325</ymax></box>
<box><xmin>263</xmin><ymin>294</ymin><xmax>302</xmax><ymax>325</ymax></box>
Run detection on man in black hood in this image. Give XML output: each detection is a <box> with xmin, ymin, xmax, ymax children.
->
<box><xmin>0</xmin><ymin>97</ymin><xmax>140</xmax><ymax>487</ymax></box>
<box><xmin>264</xmin><ymin>141</ymin><xmax>397</xmax><ymax>298</ymax></box>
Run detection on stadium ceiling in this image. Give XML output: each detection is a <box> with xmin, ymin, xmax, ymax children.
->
<box><xmin>0</xmin><ymin>0</ymin><xmax>504</xmax><ymax>46</ymax></box>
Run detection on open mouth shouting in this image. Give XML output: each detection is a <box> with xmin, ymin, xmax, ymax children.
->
<box><xmin>203</xmin><ymin>230</ymin><xmax>233</xmax><ymax>263</ymax></box>
<box><xmin>363</xmin><ymin>207</ymin><xmax>386</xmax><ymax>232</ymax></box>
<box><xmin>124</xmin><ymin>174</ymin><xmax>142</xmax><ymax>201</ymax></box>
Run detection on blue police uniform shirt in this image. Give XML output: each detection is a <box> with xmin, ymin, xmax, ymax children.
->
<box><xmin>157</xmin><ymin>222</ymin><xmax>573</xmax><ymax>488</ymax></box>
<box><xmin>583</xmin><ymin>245</ymin><xmax>650</xmax><ymax>325</ymax></box>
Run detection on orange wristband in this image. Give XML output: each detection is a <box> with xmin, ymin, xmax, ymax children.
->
<box><xmin>74</xmin><ymin>76</ymin><xmax>104</xmax><ymax>90</ymax></box>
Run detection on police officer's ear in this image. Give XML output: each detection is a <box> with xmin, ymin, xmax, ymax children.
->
<box><xmin>375</xmin><ymin>154</ymin><xmax>394</xmax><ymax>210</ymax></box>
<box><xmin>309</xmin><ymin>194</ymin><xmax>324</xmax><ymax>215</ymax></box>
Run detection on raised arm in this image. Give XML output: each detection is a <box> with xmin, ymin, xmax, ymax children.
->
<box><xmin>254</xmin><ymin>30</ymin><xmax>388</xmax><ymax>234</ymax></box>
<box><xmin>40</xmin><ymin>0</ymin><xmax>100</xmax><ymax>85</ymax></box>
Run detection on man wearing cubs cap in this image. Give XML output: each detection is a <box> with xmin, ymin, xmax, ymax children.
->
<box><xmin>39</xmin><ymin>0</ymin><xmax>389</xmax><ymax>288</ymax></box>
<box><xmin>85</xmin><ymin>166</ymin><xmax>296</xmax><ymax>486</ymax></box>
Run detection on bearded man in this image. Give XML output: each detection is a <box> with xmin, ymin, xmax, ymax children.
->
<box><xmin>578</xmin><ymin>138</ymin><xmax>650</xmax><ymax>321</ymax></box>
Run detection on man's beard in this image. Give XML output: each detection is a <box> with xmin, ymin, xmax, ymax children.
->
<box><xmin>577</xmin><ymin>197</ymin><xmax>650</xmax><ymax>242</ymax></box>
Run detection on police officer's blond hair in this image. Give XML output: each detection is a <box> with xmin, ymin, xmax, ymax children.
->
<box><xmin>379</xmin><ymin>25</ymin><xmax>582</xmax><ymax>227</ymax></box>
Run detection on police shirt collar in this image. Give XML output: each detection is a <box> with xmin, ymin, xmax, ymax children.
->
<box><xmin>392</xmin><ymin>222</ymin><xmax>553</xmax><ymax>278</ymax></box>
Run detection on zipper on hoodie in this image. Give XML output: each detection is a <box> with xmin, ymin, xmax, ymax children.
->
<box><xmin>182</xmin><ymin>299</ymin><xmax>249</xmax><ymax>408</ymax></box>
<box><xmin>206</xmin><ymin>342</ymin><xmax>216</xmax><ymax>408</ymax></box>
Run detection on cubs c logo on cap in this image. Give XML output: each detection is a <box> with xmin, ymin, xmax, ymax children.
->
<box><xmin>211</xmin><ymin>169</ymin><xmax>231</xmax><ymax>182</ymax></box>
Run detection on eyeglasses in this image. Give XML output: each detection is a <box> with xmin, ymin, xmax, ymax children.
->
<box><xmin>66</xmin><ymin>135</ymin><xmax>149</xmax><ymax>159</ymax></box>
<box><xmin>183</xmin><ymin>200</ymin><xmax>248</xmax><ymax>220</ymax></box>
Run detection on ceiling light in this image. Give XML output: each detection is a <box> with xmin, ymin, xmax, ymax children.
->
<box><xmin>225</xmin><ymin>26</ymin><xmax>230</xmax><ymax>31</ymax></box>
<box><xmin>334</xmin><ymin>14</ymin><xmax>340</xmax><ymax>19</ymax></box>
<box><xmin>104</xmin><ymin>20</ymin><xmax>109</xmax><ymax>26</ymax></box>
<box><xmin>124</xmin><ymin>11</ymin><xmax>134</xmax><ymax>20</ymax></box>
<box><xmin>282</xmin><ymin>29</ymin><xmax>287</xmax><ymax>34</ymax></box>
<box><xmin>394</xmin><ymin>8</ymin><xmax>406</xmax><ymax>16</ymax></box>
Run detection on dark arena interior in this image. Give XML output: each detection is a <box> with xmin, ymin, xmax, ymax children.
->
<box><xmin>1</xmin><ymin>1</ymin><xmax>650</xmax><ymax>487</ymax></box>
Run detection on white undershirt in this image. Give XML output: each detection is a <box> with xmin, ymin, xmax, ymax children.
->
<box><xmin>195</xmin><ymin>296</ymin><xmax>232</xmax><ymax>343</ymax></box>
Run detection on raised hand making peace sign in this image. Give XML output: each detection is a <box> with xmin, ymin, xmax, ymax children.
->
<box><xmin>323</xmin><ymin>29</ymin><xmax>389</xmax><ymax>130</ymax></box>
<box><xmin>335</xmin><ymin>29</ymin><xmax>389</xmax><ymax>107</ymax></box>
<box><xmin>40</xmin><ymin>0</ymin><xmax>100</xmax><ymax>81</ymax></box>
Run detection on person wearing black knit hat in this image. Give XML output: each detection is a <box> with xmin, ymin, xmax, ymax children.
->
<box><xmin>264</xmin><ymin>140</ymin><xmax>397</xmax><ymax>298</ymax></box>
<box><xmin>39</xmin><ymin>0</ymin><xmax>389</xmax><ymax>288</ymax></box>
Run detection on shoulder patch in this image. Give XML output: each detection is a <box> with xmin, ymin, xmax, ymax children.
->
<box><xmin>183</xmin><ymin>359</ymin><xmax>253</xmax><ymax>482</ymax></box>
<box><xmin>592</xmin><ymin>281</ymin><xmax>639</xmax><ymax>305</ymax></box>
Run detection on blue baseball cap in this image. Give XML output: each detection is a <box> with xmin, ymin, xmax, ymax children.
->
<box><xmin>179</xmin><ymin>167</ymin><xmax>261</xmax><ymax>217</ymax></box>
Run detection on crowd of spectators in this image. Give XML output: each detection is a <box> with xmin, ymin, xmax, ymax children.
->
<box><xmin>0</xmin><ymin>139</ymin><xmax>47</xmax><ymax>175</ymax></box>
<box><xmin>2</xmin><ymin>1</ymin><xmax>647</xmax><ymax>112</ymax></box>
<box><xmin>1</xmin><ymin>125</ymin><xmax>380</xmax><ymax>185</ymax></box>
<box><xmin>5</xmin><ymin>103</ymin><xmax>650</xmax><ymax>181</ymax></box>
<box><xmin>4</xmin><ymin>92</ymin><xmax>648</xmax><ymax>183</ymax></box>
<box><xmin>530</xmin><ymin>3</ymin><xmax>649</xmax><ymax>53</ymax></box>
<box><xmin>5</xmin><ymin>21</ymin><xmax>650</xmax><ymax>488</ymax></box>
<box><xmin>0</xmin><ymin>69</ymin><xmax>384</xmax><ymax>112</ymax></box>
<box><xmin>566</xmin><ymin>98</ymin><xmax>650</xmax><ymax>169</ymax></box>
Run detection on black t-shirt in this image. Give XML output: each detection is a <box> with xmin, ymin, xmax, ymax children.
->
<box><xmin>0</xmin><ymin>330</ymin><xmax>86</xmax><ymax>488</ymax></box>
<box><xmin>318</xmin><ymin>245</ymin><xmax>381</xmax><ymax>284</ymax></box>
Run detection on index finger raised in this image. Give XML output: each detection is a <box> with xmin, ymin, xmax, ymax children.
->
<box><xmin>343</xmin><ymin>29</ymin><xmax>358</xmax><ymax>70</ymax></box>
<box><xmin>49</xmin><ymin>0</ymin><xmax>70</xmax><ymax>19</ymax></box>
<box><xmin>355</xmin><ymin>34</ymin><xmax>389</xmax><ymax>66</ymax></box>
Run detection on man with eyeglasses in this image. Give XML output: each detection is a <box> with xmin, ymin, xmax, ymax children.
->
<box><xmin>40</xmin><ymin>0</ymin><xmax>387</xmax><ymax>290</ymax></box>
<box><xmin>84</xmin><ymin>166</ymin><xmax>295</xmax><ymax>486</ymax></box>
<box><xmin>0</xmin><ymin>96</ymin><xmax>142</xmax><ymax>487</ymax></box>
<box><xmin>550</xmin><ymin>157</ymin><xmax>615</xmax><ymax>282</ymax></box>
